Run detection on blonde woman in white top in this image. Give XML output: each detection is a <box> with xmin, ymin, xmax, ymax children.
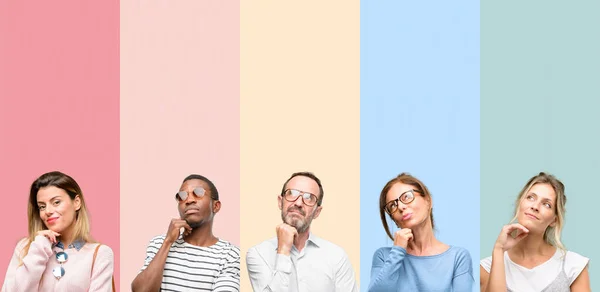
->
<box><xmin>480</xmin><ymin>172</ymin><xmax>590</xmax><ymax>292</ymax></box>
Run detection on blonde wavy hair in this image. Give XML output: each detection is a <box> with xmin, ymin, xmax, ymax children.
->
<box><xmin>19</xmin><ymin>171</ymin><xmax>93</xmax><ymax>265</ymax></box>
<box><xmin>511</xmin><ymin>172</ymin><xmax>566</xmax><ymax>252</ymax></box>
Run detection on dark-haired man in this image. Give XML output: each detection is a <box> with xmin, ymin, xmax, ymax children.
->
<box><xmin>246</xmin><ymin>172</ymin><xmax>358</xmax><ymax>291</ymax></box>
<box><xmin>132</xmin><ymin>174</ymin><xmax>240</xmax><ymax>291</ymax></box>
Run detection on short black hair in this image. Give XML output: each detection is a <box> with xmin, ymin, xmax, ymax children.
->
<box><xmin>280</xmin><ymin>172</ymin><xmax>324</xmax><ymax>206</ymax></box>
<box><xmin>183</xmin><ymin>174</ymin><xmax>219</xmax><ymax>200</ymax></box>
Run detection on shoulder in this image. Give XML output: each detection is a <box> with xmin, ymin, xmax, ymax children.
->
<box><xmin>248</xmin><ymin>237</ymin><xmax>277</xmax><ymax>254</ymax></box>
<box><xmin>312</xmin><ymin>235</ymin><xmax>345</xmax><ymax>252</ymax></box>
<box><xmin>147</xmin><ymin>234</ymin><xmax>167</xmax><ymax>246</ymax></box>
<box><xmin>444</xmin><ymin>246</ymin><xmax>473</xmax><ymax>275</ymax></box>
<box><xmin>95</xmin><ymin>243</ymin><xmax>114</xmax><ymax>255</ymax></box>
<box><xmin>11</xmin><ymin>237</ymin><xmax>30</xmax><ymax>256</ymax></box>
<box><xmin>216</xmin><ymin>239</ymin><xmax>240</xmax><ymax>258</ymax></box>
<box><xmin>370</xmin><ymin>246</ymin><xmax>396</xmax><ymax>263</ymax></box>
<box><xmin>449</xmin><ymin>246</ymin><xmax>472</xmax><ymax>261</ymax></box>
<box><xmin>565</xmin><ymin>250</ymin><xmax>589</xmax><ymax>264</ymax></box>
<box><xmin>373</xmin><ymin>246</ymin><xmax>393</xmax><ymax>257</ymax></box>
<box><xmin>15</xmin><ymin>237</ymin><xmax>29</xmax><ymax>249</ymax></box>
<box><xmin>246</xmin><ymin>238</ymin><xmax>276</xmax><ymax>263</ymax></box>
<box><xmin>564</xmin><ymin>250</ymin><xmax>589</xmax><ymax>281</ymax></box>
<box><xmin>310</xmin><ymin>235</ymin><xmax>351</xmax><ymax>261</ymax></box>
<box><xmin>90</xmin><ymin>243</ymin><xmax>115</xmax><ymax>261</ymax></box>
<box><xmin>480</xmin><ymin>255</ymin><xmax>493</xmax><ymax>273</ymax></box>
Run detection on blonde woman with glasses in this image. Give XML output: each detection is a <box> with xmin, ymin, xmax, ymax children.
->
<box><xmin>480</xmin><ymin>172</ymin><xmax>590</xmax><ymax>292</ymax></box>
<box><xmin>2</xmin><ymin>171</ymin><xmax>114</xmax><ymax>291</ymax></box>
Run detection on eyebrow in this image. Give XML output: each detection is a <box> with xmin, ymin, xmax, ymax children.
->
<box><xmin>37</xmin><ymin>196</ymin><xmax>61</xmax><ymax>204</ymax></box>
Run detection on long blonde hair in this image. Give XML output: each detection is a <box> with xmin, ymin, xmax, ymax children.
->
<box><xmin>511</xmin><ymin>172</ymin><xmax>566</xmax><ymax>252</ymax></box>
<box><xmin>19</xmin><ymin>171</ymin><xmax>93</xmax><ymax>265</ymax></box>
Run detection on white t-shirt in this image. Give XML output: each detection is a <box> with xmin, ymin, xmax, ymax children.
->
<box><xmin>480</xmin><ymin>249</ymin><xmax>588</xmax><ymax>292</ymax></box>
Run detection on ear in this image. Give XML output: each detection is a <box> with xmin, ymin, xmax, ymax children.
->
<box><xmin>73</xmin><ymin>195</ymin><xmax>82</xmax><ymax>211</ymax></box>
<box><xmin>278</xmin><ymin>196</ymin><xmax>283</xmax><ymax>211</ymax></box>
<box><xmin>549</xmin><ymin>216</ymin><xmax>557</xmax><ymax>227</ymax></box>
<box><xmin>312</xmin><ymin>205</ymin><xmax>323</xmax><ymax>220</ymax></box>
<box><xmin>212</xmin><ymin>200</ymin><xmax>221</xmax><ymax>214</ymax></box>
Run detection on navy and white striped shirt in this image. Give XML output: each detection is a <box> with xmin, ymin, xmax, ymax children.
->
<box><xmin>141</xmin><ymin>235</ymin><xmax>240</xmax><ymax>291</ymax></box>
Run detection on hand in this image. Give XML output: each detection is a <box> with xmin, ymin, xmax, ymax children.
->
<box><xmin>37</xmin><ymin>230</ymin><xmax>60</xmax><ymax>244</ymax></box>
<box><xmin>165</xmin><ymin>219</ymin><xmax>192</xmax><ymax>245</ymax></box>
<box><xmin>276</xmin><ymin>223</ymin><xmax>298</xmax><ymax>255</ymax></box>
<box><xmin>393</xmin><ymin>228</ymin><xmax>413</xmax><ymax>249</ymax></box>
<box><xmin>494</xmin><ymin>223</ymin><xmax>529</xmax><ymax>252</ymax></box>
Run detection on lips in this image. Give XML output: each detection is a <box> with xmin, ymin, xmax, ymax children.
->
<box><xmin>185</xmin><ymin>208</ymin><xmax>200</xmax><ymax>215</ymax></box>
<box><xmin>525</xmin><ymin>212</ymin><xmax>539</xmax><ymax>220</ymax></box>
<box><xmin>47</xmin><ymin>217</ymin><xmax>58</xmax><ymax>224</ymax></box>
<box><xmin>402</xmin><ymin>213</ymin><xmax>412</xmax><ymax>221</ymax></box>
<box><xmin>287</xmin><ymin>208</ymin><xmax>305</xmax><ymax>216</ymax></box>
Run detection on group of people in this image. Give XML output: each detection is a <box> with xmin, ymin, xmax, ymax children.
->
<box><xmin>0</xmin><ymin>170</ymin><xmax>590</xmax><ymax>291</ymax></box>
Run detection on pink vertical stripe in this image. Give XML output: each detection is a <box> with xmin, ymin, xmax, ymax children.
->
<box><xmin>0</xmin><ymin>0</ymin><xmax>120</xmax><ymax>288</ymax></box>
<box><xmin>120</xmin><ymin>1</ymin><xmax>239</xmax><ymax>290</ymax></box>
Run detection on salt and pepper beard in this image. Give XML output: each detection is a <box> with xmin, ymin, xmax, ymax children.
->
<box><xmin>281</xmin><ymin>205</ymin><xmax>318</xmax><ymax>234</ymax></box>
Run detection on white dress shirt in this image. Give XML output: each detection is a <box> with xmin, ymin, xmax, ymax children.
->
<box><xmin>246</xmin><ymin>233</ymin><xmax>358</xmax><ymax>292</ymax></box>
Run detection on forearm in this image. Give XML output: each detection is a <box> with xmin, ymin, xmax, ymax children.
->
<box><xmin>247</xmin><ymin>252</ymin><xmax>293</xmax><ymax>292</ymax></box>
<box><xmin>131</xmin><ymin>241</ymin><xmax>172</xmax><ymax>292</ymax></box>
<box><xmin>485</xmin><ymin>248</ymin><xmax>506</xmax><ymax>292</ymax></box>
<box><xmin>5</xmin><ymin>236</ymin><xmax>53</xmax><ymax>292</ymax></box>
<box><xmin>368</xmin><ymin>247</ymin><xmax>405</xmax><ymax>291</ymax></box>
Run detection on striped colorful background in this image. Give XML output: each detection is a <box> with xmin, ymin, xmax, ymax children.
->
<box><xmin>1</xmin><ymin>1</ymin><xmax>598</xmax><ymax>291</ymax></box>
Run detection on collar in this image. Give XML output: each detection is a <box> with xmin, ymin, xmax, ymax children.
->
<box><xmin>306</xmin><ymin>232</ymin><xmax>322</xmax><ymax>248</ymax></box>
<box><xmin>55</xmin><ymin>238</ymin><xmax>85</xmax><ymax>251</ymax></box>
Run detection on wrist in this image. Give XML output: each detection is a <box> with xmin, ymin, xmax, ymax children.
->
<box><xmin>163</xmin><ymin>237</ymin><xmax>176</xmax><ymax>246</ymax></box>
<box><xmin>393</xmin><ymin>240</ymin><xmax>407</xmax><ymax>248</ymax></box>
<box><xmin>34</xmin><ymin>234</ymin><xmax>51</xmax><ymax>244</ymax></box>
<box><xmin>493</xmin><ymin>244</ymin><xmax>505</xmax><ymax>253</ymax></box>
<box><xmin>277</xmin><ymin>244</ymin><xmax>292</xmax><ymax>255</ymax></box>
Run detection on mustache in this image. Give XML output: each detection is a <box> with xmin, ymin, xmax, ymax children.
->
<box><xmin>286</xmin><ymin>206</ymin><xmax>305</xmax><ymax>216</ymax></box>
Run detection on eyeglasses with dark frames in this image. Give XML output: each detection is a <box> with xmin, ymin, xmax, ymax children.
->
<box><xmin>384</xmin><ymin>189</ymin><xmax>421</xmax><ymax>215</ymax></box>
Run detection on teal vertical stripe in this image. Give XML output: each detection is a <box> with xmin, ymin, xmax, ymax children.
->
<box><xmin>481</xmin><ymin>1</ymin><xmax>600</xmax><ymax>287</ymax></box>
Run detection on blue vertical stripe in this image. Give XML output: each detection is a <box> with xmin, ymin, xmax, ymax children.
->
<box><xmin>360</xmin><ymin>1</ymin><xmax>480</xmax><ymax>291</ymax></box>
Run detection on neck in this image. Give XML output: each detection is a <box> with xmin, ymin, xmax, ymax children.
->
<box><xmin>183</xmin><ymin>222</ymin><xmax>218</xmax><ymax>247</ymax></box>
<box><xmin>58</xmin><ymin>225</ymin><xmax>75</xmax><ymax>247</ymax></box>
<box><xmin>511</xmin><ymin>230</ymin><xmax>553</xmax><ymax>258</ymax></box>
<box><xmin>293</xmin><ymin>228</ymin><xmax>311</xmax><ymax>252</ymax></box>
<box><xmin>406</xmin><ymin>221</ymin><xmax>437</xmax><ymax>255</ymax></box>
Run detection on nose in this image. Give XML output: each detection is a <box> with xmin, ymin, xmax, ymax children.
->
<box><xmin>293</xmin><ymin>196</ymin><xmax>304</xmax><ymax>207</ymax></box>
<box><xmin>397</xmin><ymin>201</ymin><xmax>408</xmax><ymax>212</ymax></box>
<box><xmin>184</xmin><ymin>192</ymin><xmax>197</xmax><ymax>205</ymax></box>
<box><xmin>44</xmin><ymin>205</ymin><xmax>54</xmax><ymax>216</ymax></box>
<box><xmin>530</xmin><ymin>202</ymin><xmax>539</xmax><ymax>212</ymax></box>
